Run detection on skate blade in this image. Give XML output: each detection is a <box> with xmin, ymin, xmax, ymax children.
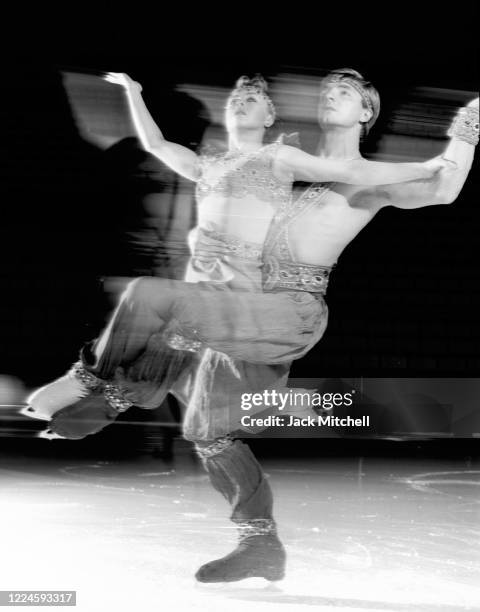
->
<box><xmin>37</xmin><ymin>430</ymin><xmax>67</xmax><ymax>440</ymax></box>
<box><xmin>18</xmin><ymin>405</ymin><xmax>51</xmax><ymax>421</ymax></box>
<box><xmin>195</xmin><ymin>569</ymin><xmax>285</xmax><ymax>585</ymax></box>
<box><xmin>195</xmin><ymin>577</ymin><xmax>285</xmax><ymax>592</ymax></box>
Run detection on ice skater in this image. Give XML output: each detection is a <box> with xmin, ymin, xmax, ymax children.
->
<box><xmin>22</xmin><ymin>71</ymin><xmax>469</xmax><ymax>583</ymax></box>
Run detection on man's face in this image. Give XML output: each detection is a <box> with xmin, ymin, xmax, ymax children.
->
<box><xmin>317</xmin><ymin>80</ymin><xmax>370</xmax><ymax>129</ymax></box>
<box><xmin>224</xmin><ymin>88</ymin><xmax>273</xmax><ymax>131</ymax></box>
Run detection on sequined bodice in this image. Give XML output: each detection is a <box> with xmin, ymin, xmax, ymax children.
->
<box><xmin>196</xmin><ymin>142</ymin><xmax>291</xmax><ymax>205</ymax></box>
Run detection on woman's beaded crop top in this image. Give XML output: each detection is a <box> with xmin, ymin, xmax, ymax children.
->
<box><xmin>196</xmin><ymin>142</ymin><xmax>292</xmax><ymax>204</ymax></box>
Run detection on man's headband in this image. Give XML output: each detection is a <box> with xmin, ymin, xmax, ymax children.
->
<box><xmin>324</xmin><ymin>74</ymin><xmax>374</xmax><ymax>114</ymax></box>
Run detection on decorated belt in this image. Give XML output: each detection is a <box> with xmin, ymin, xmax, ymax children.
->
<box><xmin>262</xmin><ymin>256</ymin><xmax>333</xmax><ymax>295</ymax></box>
<box><xmin>193</xmin><ymin>228</ymin><xmax>263</xmax><ymax>262</ymax></box>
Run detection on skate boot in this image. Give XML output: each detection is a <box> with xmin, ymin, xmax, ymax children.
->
<box><xmin>23</xmin><ymin>360</ymin><xmax>132</xmax><ymax>439</ymax></box>
<box><xmin>23</xmin><ymin>360</ymin><xmax>103</xmax><ymax>421</ymax></box>
<box><xmin>195</xmin><ymin>519</ymin><xmax>286</xmax><ymax>583</ymax></box>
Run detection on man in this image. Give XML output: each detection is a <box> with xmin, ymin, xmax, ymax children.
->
<box><xmin>174</xmin><ymin>69</ymin><xmax>477</xmax><ymax>583</ymax></box>
<box><xmin>284</xmin><ymin>69</ymin><xmax>477</xmax><ymax>272</ymax></box>
<box><xmin>22</xmin><ymin>71</ymin><xmax>466</xmax><ymax>583</ymax></box>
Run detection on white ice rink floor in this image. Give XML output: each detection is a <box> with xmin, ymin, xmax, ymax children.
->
<box><xmin>1</xmin><ymin>445</ymin><xmax>479</xmax><ymax>612</ymax></box>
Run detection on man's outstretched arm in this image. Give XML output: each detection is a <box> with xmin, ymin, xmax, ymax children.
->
<box><xmin>375</xmin><ymin>98</ymin><xmax>478</xmax><ymax>209</ymax></box>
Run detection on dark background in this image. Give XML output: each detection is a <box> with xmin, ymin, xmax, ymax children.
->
<box><xmin>1</xmin><ymin>5</ymin><xmax>478</xmax><ymax>386</ymax></box>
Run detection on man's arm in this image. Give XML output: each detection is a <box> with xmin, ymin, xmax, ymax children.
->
<box><xmin>376</xmin><ymin>98</ymin><xmax>478</xmax><ymax>209</ymax></box>
<box><xmin>276</xmin><ymin>144</ymin><xmax>448</xmax><ymax>186</ymax></box>
<box><xmin>104</xmin><ymin>72</ymin><xmax>200</xmax><ymax>181</ymax></box>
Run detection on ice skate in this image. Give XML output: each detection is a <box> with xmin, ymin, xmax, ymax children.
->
<box><xmin>22</xmin><ymin>361</ymin><xmax>100</xmax><ymax>421</ymax></box>
<box><xmin>195</xmin><ymin>519</ymin><xmax>286</xmax><ymax>583</ymax></box>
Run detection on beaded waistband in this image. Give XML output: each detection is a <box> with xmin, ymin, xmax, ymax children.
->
<box><xmin>193</xmin><ymin>228</ymin><xmax>262</xmax><ymax>262</ymax></box>
<box><xmin>262</xmin><ymin>256</ymin><xmax>333</xmax><ymax>295</ymax></box>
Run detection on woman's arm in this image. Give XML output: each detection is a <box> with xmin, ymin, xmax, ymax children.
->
<box><xmin>277</xmin><ymin>145</ymin><xmax>451</xmax><ymax>185</ymax></box>
<box><xmin>104</xmin><ymin>72</ymin><xmax>200</xmax><ymax>181</ymax></box>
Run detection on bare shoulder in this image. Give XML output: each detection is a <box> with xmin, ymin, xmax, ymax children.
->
<box><xmin>272</xmin><ymin>144</ymin><xmax>299</xmax><ymax>180</ymax></box>
<box><xmin>274</xmin><ymin>143</ymin><xmax>313</xmax><ymax>166</ymax></box>
<box><xmin>275</xmin><ymin>144</ymin><xmax>297</xmax><ymax>160</ymax></box>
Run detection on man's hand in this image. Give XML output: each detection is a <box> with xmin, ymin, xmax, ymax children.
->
<box><xmin>104</xmin><ymin>71</ymin><xmax>142</xmax><ymax>93</ymax></box>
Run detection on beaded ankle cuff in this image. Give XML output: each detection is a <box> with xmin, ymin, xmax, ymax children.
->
<box><xmin>103</xmin><ymin>384</ymin><xmax>133</xmax><ymax>413</ymax></box>
<box><xmin>236</xmin><ymin>519</ymin><xmax>277</xmax><ymax>540</ymax></box>
<box><xmin>71</xmin><ymin>361</ymin><xmax>103</xmax><ymax>390</ymax></box>
<box><xmin>71</xmin><ymin>361</ymin><xmax>132</xmax><ymax>414</ymax></box>
<box><xmin>195</xmin><ymin>436</ymin><xmax>235</xmax><ymax>459</ymax></box>
<box><xmin>166</xmin><ymin>332</ymin><xmax>203</xmax><ymax>353</ymax></box>
<box><xmin>447</xmin><ymin>106</ymin><xmax>479</xmax><ymax>146</ymax></box>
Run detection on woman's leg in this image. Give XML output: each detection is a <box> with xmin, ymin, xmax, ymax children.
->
<box><xmin>25</xmin><ymin>277</ymin><xmax>191</xmax><ymax>428</ymax></box>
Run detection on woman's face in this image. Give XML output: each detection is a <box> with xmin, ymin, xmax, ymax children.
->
<box><xmin>224</xmin><ymin>88</ymin><xmax>273</xmax><ymax>132</ymax></box>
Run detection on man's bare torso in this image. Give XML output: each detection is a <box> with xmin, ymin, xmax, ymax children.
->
<box><xmin>288</xmin><ymin>183</ymin><xmax>384</xmax><ymax>266</ymax></box>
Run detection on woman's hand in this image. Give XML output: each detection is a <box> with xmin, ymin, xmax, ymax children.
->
<box><xmin>104</xmin><ymin>72</ymin><xmax>142</xmax><ymax>93</ymax></box>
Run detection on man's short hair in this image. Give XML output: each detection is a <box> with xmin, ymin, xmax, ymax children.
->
<box><xmin>323</xmin><ymin>68</ymin><xmax>381</xmax><ymax>138</ymax></box>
